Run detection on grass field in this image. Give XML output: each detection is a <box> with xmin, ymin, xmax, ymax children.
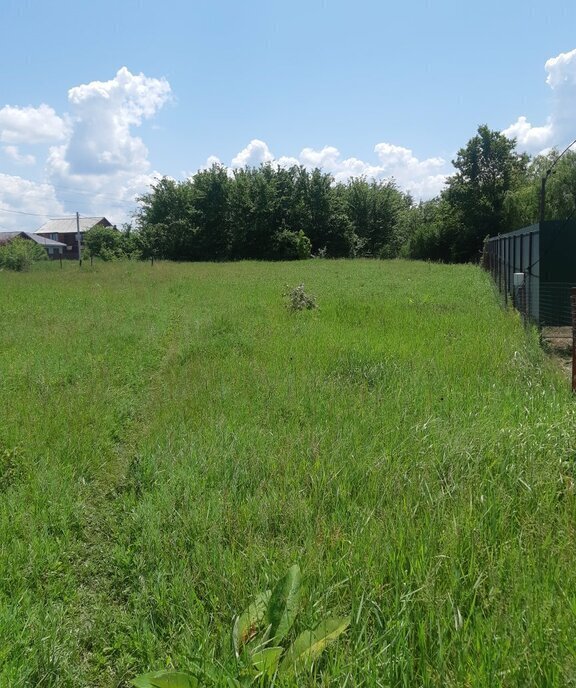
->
<box><xmin>1</xmin><ymin>259</ymin><xmax>575</xmax><ymax>687</ymax></box>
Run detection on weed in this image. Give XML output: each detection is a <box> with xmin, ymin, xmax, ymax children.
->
<box><xmin>283</xmin><ymin>284</ymin><xmax>317</xmax><ymax>311</ymax></box>
<box><xmin>0</xmin><ymin>446</ymin><xmax>22</xmax><ymax>490</ymax></box>
<box><xmin>132</xmin><ymin>564</ymin><xmax>349</xmax><ymax>686</ymax></box>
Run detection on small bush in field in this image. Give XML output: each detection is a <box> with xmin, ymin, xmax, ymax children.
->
<box><xmin>0</xmin><ymin>238</ymin><xmax>47</xmax><ymax>271</ymax></box>
<box><xmin>283</xmin><ymin>284</ymin><xmax>317</xmax><ymax>312</ymax></box>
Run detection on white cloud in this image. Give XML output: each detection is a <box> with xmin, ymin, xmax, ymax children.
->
<box><xmin>0</xmin><ymin>67</ymin><xmax>171</xmax><ymax>226</ymax></box>
<box><xmin>276</xmin><ymin>155</ymin><xmax>301</xmax><ymax>168</ymax></box>
<box><xmin>222</xmin><ymin>140</ymin><xmax>449</xmax><ymax>200</ymax></box>
<box><xmin>299</xmin><ymin>146</ymin><xmax>341</xmax><ymax>169</ymax></box>
<box><xmin>0</xmin><ymin>174</ymin><xmax>64</xmax><ymax>231</ymax></box>
<box><xmin>545</xmin><ymin>48</ymin><xmax>576</xmax><ymax>88</ymax></box>
<box><xmin>52</xmin><ymin>66</ymin><xmax>171</xmax><ymax>177</ymax></box>
<box><xmin>503</xmin><ymin>47</ymin><xmax>576</xmax><ymax>153</ymax></box>
<box><xmin>205</xmin><ymin>155</ymin><xmax>222</xmax><ymax>168</ymax></box>
<box><xmin>0</xmin><ymin>104</ymin><xmax>68</xmax><ymax>144</ymax></box>
<box><xmin>231</xmin><ymin>139</ymin><xmax>274</xmax><ymax>167</ymax></box>
<box><xmin>3</xmin><ymin>145</ymin><xmax>36</xmax><ymax>165</ymax></box>
<box><xmin>374</xmin><ymin>143</ymin><xmax>444</xmax><ymax>173</ymax></box>
<box><xmin>501</xmin><ymin>115</ymin><xmax>553</xmax><ymax>151</ymax></box>
<box><xmin>45</xmin><ymin>67</ymin><xmax>171</xmax><ymax>222</ymax></box>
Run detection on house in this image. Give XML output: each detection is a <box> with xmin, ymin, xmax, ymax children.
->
<box><xmin>0</xmin><ymin>231</ymin><xmax>66</xmax><ymax>259</ymax></box>
<box><xmin>35</xmin><ymin>216</ymin><xmax>115</xmax><ymax>260</ymax></box>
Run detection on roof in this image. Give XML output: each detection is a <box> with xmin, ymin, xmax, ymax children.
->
<box><xmin>0</xmin><ymin>231</ymin><xmax>66</xmax><ymax>247</ymax></box>
<box><xmin>35</xmin><ymin>216</ymin><xmax>112</xmax><ymax>235</ymax></box>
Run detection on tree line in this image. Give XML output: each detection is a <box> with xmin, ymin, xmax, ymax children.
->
<box><xmin>87</xmin><ymin>125</ymin><xmax>576</xmax><ymax>264</ymax></box>
<box><xmin>403</xmin><ymin>126</ymin><xmax>576</xmax><ymax>263</ymax></box>
<box><xmin>129</xmin><ymin>165</ymin><xmax>413</xmax><ymax>261</ymax></box>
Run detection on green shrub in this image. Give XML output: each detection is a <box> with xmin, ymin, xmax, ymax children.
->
<box><xmin>0</xmin><ymin>238</ymin><xmax>47</xmax><ymax>271</ymax></box>
<box><xmin>272</xmin><ymin>229</ymin><xmax>312</xmax><ymax>261</ymax></box>
<box><xmin>283</xmin><ymin>284</ymin><xmax>317</xmax><ymax>311</ymax></box>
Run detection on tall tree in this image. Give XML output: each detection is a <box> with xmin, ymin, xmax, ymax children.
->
<box><xmin>444</xmin><ymin>125</ymin><xmax>528</xmax><ymax>262</ymax></box>
<box><xmin>190</xmin><ymin>164</ymin><xmax>232</xmax><ymax>260</ymax></box>
<box><xmin>342</xmin><ymin>178</ymin><xmax>408</xmax><ymax>257</ymax></box>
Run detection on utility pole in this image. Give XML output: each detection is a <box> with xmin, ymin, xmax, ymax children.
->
<box><xmin>539</xmin><ymin>137</ymin><xmax>576</xmax><ymax>224</ymax></box>
<box><xmin>539</xmin><ymin>174</ymin><xmax>550</xmax><ymax>225</ymax></box>
<box><xmin>76</xmin><ymin>211</ymin><xmax>82</xmax><ymax>267</ymax></box>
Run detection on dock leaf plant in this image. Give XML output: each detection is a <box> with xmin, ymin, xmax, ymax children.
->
<box><xmin>132</xmin><ymin>565</ymin><xmax>349</xmax><ymax>687</ymax></box>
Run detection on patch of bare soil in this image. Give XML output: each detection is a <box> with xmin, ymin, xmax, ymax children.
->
<box><xmin>541</xmin><ymin>326</ymin><xmax>572</xmax><ymax>378</ymax></box>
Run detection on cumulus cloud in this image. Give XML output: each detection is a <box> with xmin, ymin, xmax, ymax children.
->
<box><xmin>0</xmin><ymin>68</ymin><xmax>172</xmax><ymax>226</ymax></box>
<box><xmin>51</xmin><ymin>66</ymin><xmax>171</xmax><ymax>177</ymax></box>
<box><xmin>231</xmin><ymin>139</ymin><xmax>275</xmax><ymax>167</ymax></box>
<box><xmin>299</xmin><ymin>146</ymin><xmax>341</xmax><ymax>169</ymax></box>
<box><xmin>43</xmin><ymin>67</ymin><xmax>171</xmax><ymax>221</ymax></box>
<box><xmin>545</xmin><ymin>49</ymin><xmax>576</xmax><ymax>88</ymax></box>
<box><xmin>0</xmin><ymin>103</ymin><xmax>68</xmax><ymax>144</ymax></box>
<box><xmin>0</xmin><ymin>174</ymin><xmax>64</xmax><ymax>231</ymax></box>
<box><xmin>503</xmin><ymin>47</ymin><xmax>576</xmax><ymax>153</ymax></box>
<box><xmin>501</xmin><ymin>116</ymin><xmax>552</xmax><ymax>151</ymax></box>
<box><xmin>3</xmin><ymin>145</ymin><xmax>36</xmax><ymax>165</ymax></box>
<box><xmin>221</xmin><ymin>140</ymin><xmax>449</xmax><ymax>200</ymax></box>
<box><xmin>205</xmin><ymin>155</ymin><xmax>222</xmax><ymax>168</ymax></box>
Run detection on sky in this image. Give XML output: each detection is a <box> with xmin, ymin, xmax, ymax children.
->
<box><xmin>1</xmin><ymin>0</ymin><xmax>576</xmax><ymax>232</ymax></box>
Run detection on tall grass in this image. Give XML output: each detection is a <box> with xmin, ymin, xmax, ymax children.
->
<box><xmin>0</xmin><ymin>259</ymin><xmax>574</xmax><ymax>687</ymax></box>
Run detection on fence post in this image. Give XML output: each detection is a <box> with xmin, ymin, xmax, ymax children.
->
<box><xmin>571</xmin><ymin>287</ymin><xmax>576</xmax><ymax>393</ymax></box>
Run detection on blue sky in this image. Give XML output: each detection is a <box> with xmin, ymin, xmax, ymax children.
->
<box><xmin>1</xmin><ymin>0</ymin><xmax>576</xmax><ymax>230</ymax></box>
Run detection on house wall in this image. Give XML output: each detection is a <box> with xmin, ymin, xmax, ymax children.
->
<box><xmin>38</xmin><ymin>220</ymin><xmax>114</xmax><ymax>260</ymax></box>
<box><xmin>38</xmin><ymin>232</ymin><xmax>84</xmax><ymax>259</ymax></box>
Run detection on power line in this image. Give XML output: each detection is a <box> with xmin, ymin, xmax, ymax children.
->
<box><xmin>47</xmin><ymin>183</ymin><xmax>141</xmax><ymax>207</ymax></box>
<box><xmin>0</xmin><ymin>206</ymin><xmax>54</xmax><ymax>218</ymax></box>
<box><xmin>0</xmin><ymin>207</ymin><xmax>111</xmax><ymax>222</ymax></box>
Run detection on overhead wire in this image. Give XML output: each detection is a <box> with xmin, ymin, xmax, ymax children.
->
<box><xmin>46</xmin><ymin>183</ymin><xmax>141</xmax><ymax>207</ymax></box>
<box><xmin>0</xmin><ymin>206</ymin><xmax>54</xmax><ymax>218</ymax></box>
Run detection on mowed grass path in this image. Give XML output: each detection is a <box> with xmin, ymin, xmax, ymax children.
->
<box><xmin>1</xmin><ymin>259</ymin><xmax>575</xmax><ymax>687</ymax></box>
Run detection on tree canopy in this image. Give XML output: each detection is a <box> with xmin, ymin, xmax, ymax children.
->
<box><xmin>134</xmin><ymin>164</ymin><xmax>410</xmax><ymax>261</ymax></box>
<box><xmin>127</xmin><ymin>125</ymin><xmax>576</xmax><ymax>265</ymax></box>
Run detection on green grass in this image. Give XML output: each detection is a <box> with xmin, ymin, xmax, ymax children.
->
<box><xmin>1</xmin><ymin>259</ymin><xmax>575</xmax><ymax>687</ymax></box>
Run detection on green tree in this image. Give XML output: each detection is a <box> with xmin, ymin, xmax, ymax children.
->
<box><xmin>135</xmin><ymin>177</ymin><xmax>198</xmax><ymax>260</ymax></box>
<box><xmin>189</xmin><ymin>164</ymin><xmax>232</xmax><ymax>260</ymax></box>
<box><xmin>406</xmin><ymin>198</ymin><xmax>461</xmax><ymax>262</ymax></box>
<box><xmin>444</xmin><ymin>124</ymin><xmax>528</xmax><ymax>261</ymax></box>
<box><xmin>341</xmin><ymin>177</ymin><xmax>409</xmax><ymax>257</ymax></box>
<box><xmin>84</xmin><ymin>226</ymin><xmax>123</xmax><ymax>261</ymax></box>
<box><xmin>229</xmin><ymin>166</ymin><xmax>279</xmax><ymax>259</ymax></box>
<box><xmin>505</xmin><ymin>149</ymin><xmax>576</xmax><ymax>229</ymax></box>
